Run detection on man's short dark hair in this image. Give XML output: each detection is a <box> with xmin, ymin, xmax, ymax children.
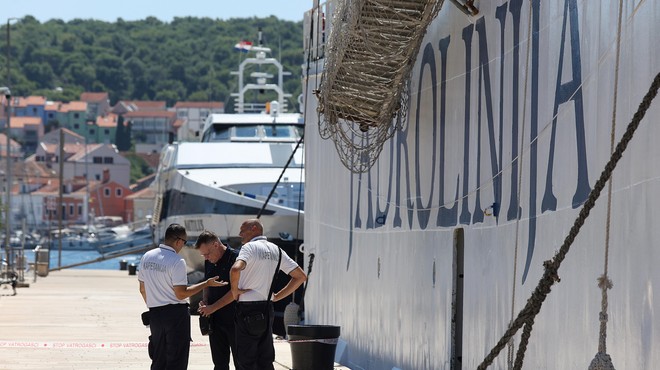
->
<box><xmin>165</xmin><ymin>223</ymin><xmax>186</xmax><ymax>241</ymax></box>
<box><xmin>194</xmin><ymin>230</ymin><xmax>219</xmax><ymax>249</ymax></box>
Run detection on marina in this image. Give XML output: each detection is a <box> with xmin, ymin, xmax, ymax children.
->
<box><xmin>1</xmin><ymin>0</ymin><xmax>659</xmax><ymax>369</ymax></box>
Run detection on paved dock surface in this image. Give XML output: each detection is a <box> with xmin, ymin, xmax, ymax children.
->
<box><xmin>0</xmin><ymin>269</ymin><xmax>347</xmax><ymax>370</ymax></box>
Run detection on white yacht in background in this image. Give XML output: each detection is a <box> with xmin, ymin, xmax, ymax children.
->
<box><xmin>151</xmin><ymin>36</ymin><xmax>305</xmax><ymax>276</ymax></box>
<box><xmin>301</xmin><ymin>0</ymin><xmax>660</xmax><ymax>369</ymax></box>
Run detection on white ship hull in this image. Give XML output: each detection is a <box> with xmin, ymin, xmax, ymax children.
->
<box><xmin>303</xmin><ymin>0</ymin><xmax>660</xmax><ymax>369</ymax></box>
<box><xmin>153</xmin><ymin>141</ymin><xmax>304</xmax><ymax>242</ymax></box>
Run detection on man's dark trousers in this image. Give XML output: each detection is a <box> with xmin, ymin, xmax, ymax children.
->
<box><xmin>234</xmin><ymin>301</ymin><xmax>275</xmax><ymax>370</ymax></box>
<box><xmin>149</xmin><ymin>304</ymin><xmax>191</xmax><ymax>370</ymax></box>
<box><xmin>209</xmin><ymin>314</ymin><xmax>238</xmax><ymax>370</ymax></box>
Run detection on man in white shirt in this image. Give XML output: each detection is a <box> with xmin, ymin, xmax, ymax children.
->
<box><xmin>230</xmin><ymin>219</ymin><xmax>307</xmax><ymax>370</ymax></box>
<box><xmin>139</xmin><ymin>223</ymin><xmax>227</xmax><ymax>370</ymax></box>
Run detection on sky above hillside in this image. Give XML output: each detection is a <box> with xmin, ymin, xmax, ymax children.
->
<box><xmin>5</xmin><ymin>0</ymin><xmax>315</xmax><ymax>23</ymax></box>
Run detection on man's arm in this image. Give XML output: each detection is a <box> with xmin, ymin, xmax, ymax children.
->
<box><xmin>272</xmin><ymin>267</ymin><xmax>307</xmax><ymax>302</ymax></box>
<box><xmin>199</xmin><ymin>291</ymin><xmax>235</xmax><ymax>316</ymax></box>
<box><xmin>139</xmin><ymin>280</ymin><xmax>147</xmax><ymax>304</ymax></box>
<box><xmin>230</xmin><ymin>260</ymin><xmax>247</xmax><ymax>300</ymax></box>
<box><xmin>173</xmin><ymin>276</ymin><xmax>226</xmax><ymax>300</ymax></box>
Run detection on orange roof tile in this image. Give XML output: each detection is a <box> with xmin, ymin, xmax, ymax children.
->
<box><xmin>96</xmin><ymin>113</ymin><xmax>118</xmax><ymax>128</ymax></box>
<box><xmin>80</xmin><ymin>92</ymin><xmax>109</xmax><ymax>102</ymax></box>
<box><xmin>9</xmin><ymin>116</ymin><xmax>42</xmax><ymax>128</ymax></box>
<box><xmin>129</xmin><ymin>101</ymin><xmax>166</xmax><ymax>109</ymax></box>
<box><xmin>15</xmin><ymin>96</ymin><xmax>47</xmax><ymax>107</ymax></box>
<box><xmin>60</xmin><ymin>101</ymin><xmax>87</xmax><ymax>112</ymax></box>
<box><xmin>44</xmin><ymin>102</ymin><xmax>61</xmax><ymax>111</ymax></box>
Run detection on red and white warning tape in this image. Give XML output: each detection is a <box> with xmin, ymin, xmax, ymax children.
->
<box><xmin>287</xmin><ymin>338</ymin><xmax>338</xmax><ymax>345</ymax></box>
<box><xmin>0</xmin><ymin>341</ymin><xmax>208</xmax><ymax>349</ymax></box>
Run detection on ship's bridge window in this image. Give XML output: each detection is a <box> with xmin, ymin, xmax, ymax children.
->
<box><xmin>235</xmin><ymin>125</ymin><xmax>259</xmax><ymax>138</ymax></box>
<box><xmin>208</xmin><ymin>125</ymin><xmax>231</xmax><ymax>141</ymax></box>
<box><xmin>264</xmin><ymin>125</ymin><xmax>300</xmax><ymax>139</ymax></box>
<box><xmin>264</xmin><ymin>125</ymin><xmax>295</xmax><ymax>138</ymax></box>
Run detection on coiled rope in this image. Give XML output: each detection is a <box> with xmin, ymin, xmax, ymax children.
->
<box><xmin>477</xmin><ymin>71</ymin><xmax>660</xmax><ymax>370</ymax></box>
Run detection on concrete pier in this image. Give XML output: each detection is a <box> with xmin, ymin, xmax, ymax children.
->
<box><xmin>0</xmin><ymin>269</ymin><xmax>345</xmax><ymax>369</ymax></box>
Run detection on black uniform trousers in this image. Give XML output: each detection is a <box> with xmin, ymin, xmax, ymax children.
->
<box><xmin>234</xmin><ymin>301</ymin><xmax>275</xmax><ymax>370</ymax></box>
<box><xmin>209</xmin><ymin>314</ymin><xmax>238</xmax><ymax>370</ymax></box>
<box><xmin>149</xmin><ymin>303</ymin><xmax>191</xmax><ymax>370</ymax></box>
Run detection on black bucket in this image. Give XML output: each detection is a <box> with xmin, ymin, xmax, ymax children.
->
<box><xmin>128</xmin><ymin>263</ymin><xmax>137</xmax><ymax>275</ymax></box>
<box><xmin>288</xmin><ymin>325</ymin><xmax>340</xmax><ymax>370</ymax></box>
<box><xmin>119</xmin><ymin>260</ymin><xmax>128</xmax><ymax>270</ymax></box>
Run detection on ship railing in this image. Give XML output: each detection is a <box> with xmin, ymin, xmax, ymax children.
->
<box><xmin>303</xmin><ymin>0</ymin><xmax>333</xmax><ymax>61</ymax></box>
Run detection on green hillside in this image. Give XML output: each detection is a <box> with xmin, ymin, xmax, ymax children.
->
<box><xmin>1</xmin><ymin>16</ymin><xmax>304</xmax><ymax>109</ymax></box>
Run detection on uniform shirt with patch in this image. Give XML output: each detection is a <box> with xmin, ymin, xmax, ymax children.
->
<box><xmin>236</xmin><ymin>236</ymin><xmax>298</xmax><ymax>302</ymax></box>
<box><xmin>138</xmin><ymin>244</ymin><xmax>188</xmax><ymax>308</ymax></box>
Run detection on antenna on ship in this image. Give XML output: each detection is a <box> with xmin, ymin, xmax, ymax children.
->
<box><xmin>230</xmin><ymin>28</ymin><xmax>291</xmax><ymax>114</ymax></box>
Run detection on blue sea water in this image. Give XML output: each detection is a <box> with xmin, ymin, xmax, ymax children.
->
<box><xmin>22</xmin><ymin>249</ymin><xmax>144</xmax><ymax>270</ymax></box>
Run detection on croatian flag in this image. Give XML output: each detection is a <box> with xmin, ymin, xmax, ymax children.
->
<box><xmin>234</xmin><ymin>40</ymin><xmax>253</xmax><ymax>52</ymax></box>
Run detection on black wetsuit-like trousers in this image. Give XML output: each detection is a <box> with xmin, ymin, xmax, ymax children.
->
<box><xmin>234</xmin><ymin>301</ymin><xmax>275</xmax><ymax>370</ymax></box>
<box><xmin>149</xmin><ymin>303</ymin><xmax>191</xmax><ymax>370</ymax></box>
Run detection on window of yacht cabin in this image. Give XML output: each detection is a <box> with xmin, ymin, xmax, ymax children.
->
<box><xmin>263</xmin><ymin>125</ymin><xmax>295</xmax><ymax>138</ymax></box>
<box><xmin>207</xmin><ymin>125</ymin><xmax>231</xmax><ymax>141</ymax></box>
<box><xmin>235</xmin><ymin>125</ymin><xmax>259</xmax><ymax>138</ymax></box>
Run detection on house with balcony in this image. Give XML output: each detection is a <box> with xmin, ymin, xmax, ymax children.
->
<box><xmin>85</xmin><ymin>169</ymin><xmax>133</xmax><ymax>223</ymax></box>
<box><xmin>172</xmin><ymin>101</ymin><xmax>224</xmax><ymax>141</ymax></box>
<box><xmin>30</xmin><ymin>170</ymin><xmax>133</xmax><ymax>227</ymax></box>
<box><xmin>33</xmin><ymin>128</ymin><xmax>130</xmax><ymax>187</ymax></box>
<box><xmin>8</xmin><ymin>116</ymin><xmax>43</xmax><ymax>155</ymax></box>
<box><xmin>92</xmin><ymin>113</ymin><xmax>118</xmax><ymax>144</ymax></box>
<box><xmin>13</xmin><ymin>96</ymin><xmax>47</xmax><ymax>122</ymax></box>
<box><xmin>64</xmin><ymin>143</ymin><xmax>131</xmax><ymax>188</ymax></box>
<box><xmin>80</xmin><ymin>92</ymin><xmax>110</xmax><ymax>120</ymax></box>
<box><xmin>123</xmin><ymin>110</ymin><xmax>178</xmax><ymax>154</ymax></box>
<box><xmin>58</xmin><ymin>101</ymin><xmax>89</xmax><ymax>138</ymax></box>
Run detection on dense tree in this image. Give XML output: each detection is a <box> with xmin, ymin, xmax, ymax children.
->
<box><xmin>1</xmin><ymin>16</ymin><xmax>304</xmax><ymax>107</ymax></box>
<box><xmin>115</xmin><ymin>115</ymin><xmax>126</xmax><ymax>150</ymax></box>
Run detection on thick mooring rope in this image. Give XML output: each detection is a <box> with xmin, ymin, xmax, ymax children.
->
<box><xmin>477</xmin><ymin>71</ymin><xmax>660</xmax><ymax>370</ymax></box>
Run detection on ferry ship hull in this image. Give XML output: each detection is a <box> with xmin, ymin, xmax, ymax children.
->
<box><xmin>303</xmin><ymin>0</ymin><xmax>660</xmax><ymax>369</ymax></box>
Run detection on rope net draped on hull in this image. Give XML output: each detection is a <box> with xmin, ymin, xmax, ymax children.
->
<box><xmin>317</xmin><ymin>0</ymin><xmax>446</xmax><ymax>173</ymax></box>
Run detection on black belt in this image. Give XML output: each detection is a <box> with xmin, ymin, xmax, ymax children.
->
<box><xmin>149</xmin><ymin>303</ymin><xmax>189</xmax><ymax>312</ymax></box>
<box><xmin>237</xmin><ymin>300</ymin><xmax>269</xmax><ymax>306</ymax></box>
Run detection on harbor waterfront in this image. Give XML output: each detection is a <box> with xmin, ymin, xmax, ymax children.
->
<box><xmin>0</xmin><ymin>269</ymin><xmax>348</xmax><ymax>370</ymax></box>
<box><xmin>26</xmin><ymin>249</ymin><xmax>144</xmax><ymax>271</ymax></box>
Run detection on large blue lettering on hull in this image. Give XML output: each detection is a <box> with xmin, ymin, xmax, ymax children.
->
<box><xmin>348</xmin><ymin>0</ymin><xmax>589</xmax><ymax>284</ymax></box>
